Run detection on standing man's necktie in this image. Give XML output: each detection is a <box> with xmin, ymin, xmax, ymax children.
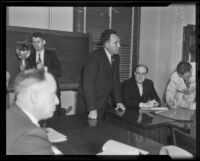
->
<box><xmin>37</xmin><ymin>53</ymin><xmax>42</xmax><ymax>64</ymax></box>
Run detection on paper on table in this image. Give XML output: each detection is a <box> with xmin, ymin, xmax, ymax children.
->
<box><xmin>141</xmin><ymin>107</ymin><xmax>168</xmax><ymax>111</ymax></box>
<box><xmin>159</xmin><ymin>145</ymin><xmax>193</xmax><ymax>158</ymax></box>
<box><xmin>97</xmin><ymin>140</ymin><xmax>149</xmax><ymax>155</ymax></box>
<box><xmin>45</xmin><ymin>127</ymin><xmax>67</xmax><ymax>143</ymax></box>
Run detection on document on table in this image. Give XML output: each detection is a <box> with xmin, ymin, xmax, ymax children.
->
<box><xmin>97</xmin><ymin>140</ymin><xmax>149</xmax><ymax>155</ymax></box>
<box><xmin>141</xmin><ymin>107</ymin><xmax>168</xmax><ymax>111</ymax></box>
<box><xmin>156</xmin><ymin>108</ymin><xmax>194</xmax><ymax>121</ymax></box>
<box><xmin>45</xmin><ymin>127</ymin><xmax>67</xmax><ymax>143</ymax></box>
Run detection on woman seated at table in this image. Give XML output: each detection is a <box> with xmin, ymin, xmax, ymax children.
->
<box><xmin>165</xmin><ymin>61</ymin><xmax>196</xmax><ymax>110</ymax></box>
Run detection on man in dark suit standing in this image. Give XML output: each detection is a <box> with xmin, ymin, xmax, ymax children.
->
<box><xmin>6</xmin><ymin>69</ymin><xmax>62</xmax><ymax>155</ymax></box>
<box><xmin>122</xmin><ymin>65</ymin><xmax>161</xmax><ymax>109</ymax></box>
<box><xmin>79</xmin><ymin>29</ymin><xmax>126</xmax><ymax>119</ymax></box>
<box><xmin>21</xmin><ymin>32</ymin><xmax>65</xmax><ymax>115</ymax></box>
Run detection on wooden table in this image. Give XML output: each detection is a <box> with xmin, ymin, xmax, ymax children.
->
<box><xmin>105</xmin><ymin>108</ymin><xmax>193</xmax><ymax>145</ymax></box>
<box><xmin>45</xmin><ymin>114</ymin><xmax>164</xmax><ymax>155</ymax></box>
<box><xmin>105</xmin><ymin>108</ymin><xmax>176</xmax><ymax>145</ymax></box>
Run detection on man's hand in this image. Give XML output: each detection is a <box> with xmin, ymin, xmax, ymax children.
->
<box><xmin>140</xmin><ymin>99</ymin><xmax>159</xmax><ymax>108</ymax></box>
<box><xmin>147</xmin><ymin>99</ymin><xmax>159</xmax><ymax>107</ymax></box>
<box><xmin>88</xmin><ymin>110</ymin><xmax>97</xmax><ymax>119</ymax></box>
<box><xmin>115</xmin><ymin>103</ymin><xmax>126</xmax><ymax>111</ymax></box>
<box><xmin>37</xmin><ymin>63</ymin><xmax>45</xmax><ymax>71</ymax></box>
<box><xmin>115</xmin><ymin>108</ymin><xmax>125</xmax><ymax>116</ymax></box>
<box><xmin>167</xmin><ymin>98</ymin><xmax>177</xmax><ymax>109</ymax></box>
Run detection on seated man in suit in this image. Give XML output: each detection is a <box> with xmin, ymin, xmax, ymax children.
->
<box><xmin>6</xmin><ymin>69</ymin><xmax>62</xmax><ymax>155</ymax></box>
<box><xmin>20</xmin><ymin>32</ymin><xmax>65</xmax><ymax>115</ymax></box>
<box><xmin>165</xmin><ymin>61</ymin><xmax>196</xmax><ymax>110</ymax></box>
<box><xmin>122</xmin><ymin>65</ymin><xmax>161</xmax><ymax>109</ymax></box>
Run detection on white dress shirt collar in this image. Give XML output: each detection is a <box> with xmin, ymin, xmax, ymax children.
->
<box><xmin>104</xmin><ymin>48</ymin><xmax>112</xmax><ymax>64</ymax></box>
<box><xmin>137</xmin><ymin>83</ymin><xmax>143</xmax><ymax>96</ymax></box>
<box><xmin>17</xmin><ymin>103</ymin><xmax>40</xmax><ymax>127</ymax></box>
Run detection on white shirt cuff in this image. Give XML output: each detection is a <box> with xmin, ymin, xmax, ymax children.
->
<box><xmin>139</xmin><ymin>103</ymin><xmax>144</xmax><ymax>108</ymax></box>
<box><xmin>44</xmin><ymin>66</ymin><xmax>48</xmax><ymax>72</ymax></box>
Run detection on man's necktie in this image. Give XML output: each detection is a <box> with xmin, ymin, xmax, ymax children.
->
<box><xmin>37</xmin><ymin>53</ymin><xmax>42</xmax><ymax>64</ymax></box>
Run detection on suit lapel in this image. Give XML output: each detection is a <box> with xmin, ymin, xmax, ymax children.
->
<box><xmin>133</xmin><ymin>79</ymin><xmax>142</xmax><ymax>97</ymax></box>
<box><xmin>142</xmin><ymin>80</ymin><xmax>147</xmax><ymax>97</ymax></box>
<box><xmin>44</xmin><ymin>50</ymin><xmax>47</xmax><ymax>66</ymax></box>
<box><xmin>101</xmin><ymin>48</ymin><xmax>113</xmax><ymax>72</ymax></box>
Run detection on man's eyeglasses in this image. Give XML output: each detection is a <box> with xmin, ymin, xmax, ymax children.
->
<box><xmin>135</xmin><ymin>72</ymin><xmax>147</xmax><ymax>76</ymax></box>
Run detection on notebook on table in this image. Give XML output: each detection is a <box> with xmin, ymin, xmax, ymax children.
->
<box><xmin>97</xmin><ymin>139</ymin><xmax>149</xmax><ymax>155</ymax></box>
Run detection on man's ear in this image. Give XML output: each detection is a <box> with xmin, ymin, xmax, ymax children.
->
<box><xmin>104</xmin><ymin>41</ymin><xmax>109</xmax><ymax>49</ymax></box>
<box><xmin>134</xmin><ymin>72</ymin><xmax>136</xmax><ymax>77</ymax></box>
<box><xmin>30</xmin><ymin>90</ymin><xmax>39</xmax><ymax>104</ymax></box>
<box><xmin>43</xmin><ymin>40</ymin><xmax>46</xmax><ymax>46</ymax></box>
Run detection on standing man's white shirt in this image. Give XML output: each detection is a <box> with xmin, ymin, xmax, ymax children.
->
<box><xmin>104</xmin><ymin>48</ymin><xmax>112</xmax><ymax>64</ymax></box>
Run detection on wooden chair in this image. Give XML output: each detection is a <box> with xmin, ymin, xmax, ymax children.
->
<box><xmin>172</xmin><ymin>127</ymin><xmax>196</xmax><ymax>156</ymax></box>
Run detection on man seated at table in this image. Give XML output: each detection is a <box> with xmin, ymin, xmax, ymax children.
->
<box><xmin>165</xmin><ymin>61</ymin><xmax>196</xmax><ymax>110</ymax></box>
<box><xmin>6</xmin><ymin>69</ymin><xmax>62</xmax><ymax>155</ymax></box>
<box><xmin>122</xmin><ymin>65</ymin><xmax>161</xmax><ymax>109</ymax></box>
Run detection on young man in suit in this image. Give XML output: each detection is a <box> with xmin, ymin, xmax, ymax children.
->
<box><xmin>6</xmin><ymin>69</ymin><xmax>62</xmax><ymax>155</ymax></box>
<box><xmin>122</xmin><ymin>65</ymin><xmax>161</xmax><ymax>109</ymax></box>
<box><xmin>21</xmin><ymin>32</ymin><xmax>65</xmax><ymax>115</ymax></box>
<box><xmin>79</xmin><ymin>29</ymin><xmax>126</xmax><ymax>119</ymax></box>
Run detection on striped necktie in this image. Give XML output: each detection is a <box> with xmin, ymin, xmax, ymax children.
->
<box><xmin>37</xmin><ymin>53</ymin><xmax>42</xmax><ymax>64</ymax></box>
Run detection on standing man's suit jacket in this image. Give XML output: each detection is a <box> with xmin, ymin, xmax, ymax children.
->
<box><xmin>6</xmin><ymin>104</ymin><xmax>54</xmax><ymax>155</ymax></box>
<box><xmin>26</xmin><ymin>49</ymin><xmax>62</xmax><ymax>78</ymax></box>
<box><xmin>26</xmin><ymin>49</ymin><xmax>62</xmax><ymax>97</ymax></box>
<box><xmin>80</xmin><ymin>48</ymin><xmax>122</xmax><ymax>116</ymax></box>
<box><xmin>122</xmin><ymin>77</ymin><xmax>161</xmax><ymax>109</ymax></box>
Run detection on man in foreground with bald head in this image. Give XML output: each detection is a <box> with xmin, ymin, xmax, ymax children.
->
<box><xmin>6</xmin><ymin>69</ymin><xmax>62</xmax><ymax>155</ymax></box>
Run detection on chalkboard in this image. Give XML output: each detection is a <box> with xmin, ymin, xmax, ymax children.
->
<box><xmin>6</xmin><ymin>26</ymin><xmax>91</xmax><ymax>90</ymax></box>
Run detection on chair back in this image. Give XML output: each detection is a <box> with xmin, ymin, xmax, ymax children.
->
<box><xmin>172</xmin><ymin>128</ymin><xmax>196</xmax><ymax>155</ymax></box>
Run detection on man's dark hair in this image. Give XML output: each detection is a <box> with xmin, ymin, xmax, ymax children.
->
<box><xmin>14</xmin><ymin>69</ymin><xmax>46</xmax><ymax>96</ymax></box>
<box><xmin>132</xmin><ymin>64</ymin><xmax>149</xmax><ymax>76</ymax></box>
<box><xmin>32</xmin><ymin>32</ymin><xmax>44</xmax><ymax>39</ymax></box>
<box><xmin>100</xmin><ymin>29</ymin><xmax>118</xmax><ymax>46</ymax></box>
<box><xmin>176</xmin><ymin>61</ymin><xmax>192</xmax><ymax>75</ymax></box>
